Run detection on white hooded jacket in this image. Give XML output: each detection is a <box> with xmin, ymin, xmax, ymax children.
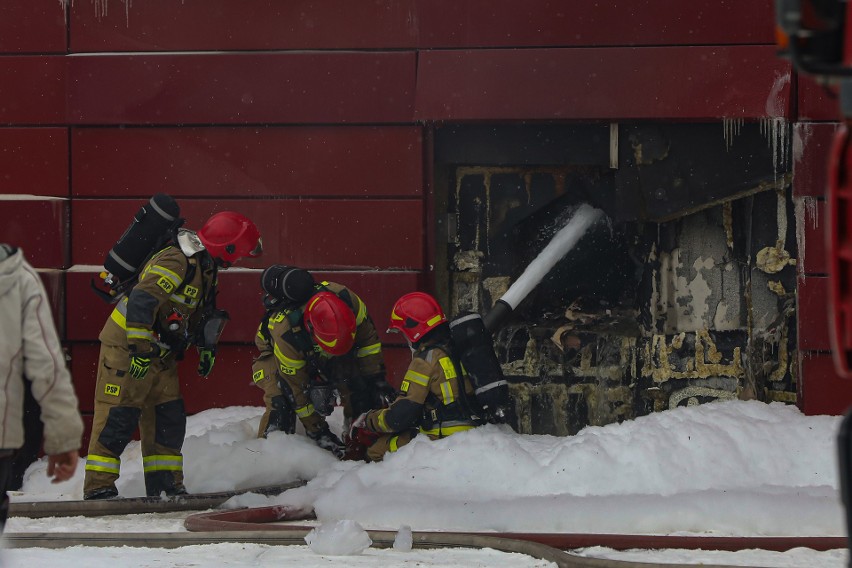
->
<box><xmin>0</xmin><ymin>246</ymin><xmax>83</xmax><ymax>454</ymax></box>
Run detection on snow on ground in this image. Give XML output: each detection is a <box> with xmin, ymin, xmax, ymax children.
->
<box><xmin>2</xmin><ymin>400</ymin><xmax>850</xmax><ymax>567</ymax></box>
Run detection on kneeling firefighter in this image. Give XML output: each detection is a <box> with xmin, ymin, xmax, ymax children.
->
<box><xmin>350</xmin><ymin>292</ymin><xmax>480</xmax><ymax>462</ymax></box>
<box><xmin>83</xmin><ymin>211</ymin><xmax>262</xmax><ymax>500</ymax></box>
<box><xmin>250</xmin><ymin>265</ymin><xmax>391</xmax><ymax>457</ymax></box>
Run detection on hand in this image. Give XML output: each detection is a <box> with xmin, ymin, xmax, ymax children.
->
<box><xmin>307</xmin><ymin>425</ymin><xmax>346</xmax><ymax>458</ymax></box>
<box><xmin>197</xmin><ymin>348</ymin><xmax>215</xmax><ymax>377</ymax></box>
<box><xmin>349</xmin><ymin>412</ymin><xmax>368</xmax><ymax>440</ymax></box>
<box><xmin>129</xmin><ymin>353</ymin><xmax>152</xmax><ymax>379</ymax></box>
<box><xmin>47</xmin><ymin>450</ymin><xmax>79</xmax><ymax>483</ymax></box>
<box><xmin>266</xmin><ymin>395</ymin><xmax>296</xmax><ymax>435</ymax></box>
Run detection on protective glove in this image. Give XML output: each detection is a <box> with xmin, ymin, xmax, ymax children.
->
<box><xmin>197</xmin><ymin>348</ymin><xmax>215</xmax><ymax>377</ymax></box>
<box><xmin>128</xmin><ymin>352</ymin><xmax>153</xmax><ymax>380</ymax></box>
<box><xmin>344</xmin><ymin>412</ymin><xmax>379</xmax><ymax>461</ymax></box>
<box><xmin>348</xmin><ymin>412</ymin><xmax>368</xmax><ymax>439</ymax></box>
<box><xmin>265</xmin><ymin>395</ymin><xmax>296</xmax><ymax>436</ymax></box>
<box><xmin>307</xmin><ymin>425</ymin><xmax>346</xmax><ymax>458</ymax></box>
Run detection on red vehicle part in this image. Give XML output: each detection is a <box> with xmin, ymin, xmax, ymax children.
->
<box><xmin>828</xmin><ymin>124</ymin><xmax>852</xmax><ymax>377</ymax></box>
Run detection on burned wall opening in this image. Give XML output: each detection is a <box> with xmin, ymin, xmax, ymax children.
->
<box><xmin>434</xmin><ymin>122</ymin><xmax>797</xmax><ymax>435</ymax></box>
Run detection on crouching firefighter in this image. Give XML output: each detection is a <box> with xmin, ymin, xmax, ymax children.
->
<box><xmin>250</xmin><ymin>265</ymin><xmax>390</xmax><ymax>458</ymax></box>
<box><xmin>350</xmin><ymin>292</ymin><xmax>479</xmax><ymax>462</ymax></box>
<box><xmin>83</xmin><ymin>212</ymin><xmax>262</xmax><ymax>500</ymax></box>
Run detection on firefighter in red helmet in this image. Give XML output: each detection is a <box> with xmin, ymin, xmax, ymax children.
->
<box><xmin>250</xmin><ymin>265</ymin><xmax>390</xmax><ymax>457</ymax></box>
<box><xmin>83</xmin><ymin>211</ymin><xmax>261</xmax><ymax>500</ymax></box>
<box><xmin>349</xmin><ymin>292</ymin><xmax>479</xmax><ymax>462</ymax></box>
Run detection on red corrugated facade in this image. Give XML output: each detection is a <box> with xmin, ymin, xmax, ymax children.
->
<box><xmin>0</xmin><ymin>0</ymin><xmax>842</xmax><ymax>447</ymax></box>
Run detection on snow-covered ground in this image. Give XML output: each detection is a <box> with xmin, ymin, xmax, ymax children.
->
<box><xmin>2</xmin><ymin>400</ymin><xmax>849</xmax><ymax>567</ymax></box>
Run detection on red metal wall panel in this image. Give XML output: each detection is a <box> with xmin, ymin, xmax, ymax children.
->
<box><xmin>0</xmin><ymin>199</ymin><xmax>68</xmax><ymax>268</ymax></box>
<box><xmin>0</xmin><ymin>1</ymin><xmax>66</xmax><ymax>53</ymax></box>
<box><xmin>71</xmin><ymin>127</ymin><xmax>423</xmax><ymax>198</ymax></box>
<box><xmin>415</xmin><ymin>46</ymin><xmax>792</xmax><ymax>121</ymax></box>
<box><xmin>70</xmin><ymin>198</ymin><xmax>424</xmax><ymax>270</ymax></box>
<box><xmin>417</xmin><ymin>0</ymin><xmax>775</xmax><ymax>48</ymax></box>
<box><xmin>796</xmin><ymin>199</ymin><xmax>827</xmax><ymax>276</ymax></box>
<box><xmin>0</xmin><ymin>56</ymin><xmax>66</xmax><ymax>124</ymax></box>
<box><xmin>68</xmin><ymin>0</ymin><xmax>774</xmax><ymax>53</ymax></box>
<box><xmin>70</xmin><ymin>0</ymin><xmax>418</xmax><ymax>52</ymax></box>
<box><xmin>0</xmin><ymin>128</ymin><xmax>68</xmax><ymax>197</ymax></box>
<box><xmin>69</xmin><ymin>343</ymin><xmax>99</xmax><ymax>413</ymax></box>
<box><xmin>799</xmin><ymin>353</ymin><xmax>852</xmax><ymax>415</ymax></box>
<box><xmin>67</xmin><ymin>53</ymin><xmax>416</xmax><ymax>125</ymax></box>
<box><xmin>797</xmin><ymin>276</ymin><xmax>831</xmax><ymax>351</ymax></box>
<box><xmin>793</xmin><ymin>122</ymin><xmax>838</xmax><ymax>199</ymax></box>
<box><xmin>797</xmin><ymin>76</ymin><xmax>841</xmax><ymax>122</ymax></box>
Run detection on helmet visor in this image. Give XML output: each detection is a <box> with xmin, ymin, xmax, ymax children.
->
<box><xmin>249</xmin><ymin>237</ymin><xmax>263</xmax><ymax>258</ymax></box>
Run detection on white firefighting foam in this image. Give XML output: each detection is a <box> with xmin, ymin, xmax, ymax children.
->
<box><xmin>499</xmin><ymin>203</ymin><xmax>604</xmax><ymax>310</ymax></box>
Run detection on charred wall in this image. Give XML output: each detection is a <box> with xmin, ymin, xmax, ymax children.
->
<box><xmin>436</xmin><ymin>122</ymin><xmax>798</xmax><ymax>435</ymax></box>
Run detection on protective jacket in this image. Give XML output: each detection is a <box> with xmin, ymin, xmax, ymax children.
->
<box><xmin>252</xmin><ymin>281</ymin><xmax>383</xmax><ymax>435</ymax></box>
<box><xmin>364</xmin><ymin>331</ymin><xmax>477</xmax><ymax>461</ymax></box>
<box><xmin>84</xmin><ymin>231</ymin><xmax>216</xmax><ymax>498</ymax></box>
<box><xmin>0</xmin><ymin>247</ymin><xmax>83</xmax><ymax>455</ymax></box>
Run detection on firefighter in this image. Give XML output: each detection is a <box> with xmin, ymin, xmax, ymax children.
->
<box><xmin>83</xmin><ymin>212</ymin><xmax>262</xmax><ymax>500</ymax></box>
<box><xmin>250</xmin><ymin>265</ymin><xmax>389</xmax><ymax>456</ymax></box>
<box><xmin>350</xmin><ymin>292</ymin><xmax>479</xmax><ymax>462</ymax></box>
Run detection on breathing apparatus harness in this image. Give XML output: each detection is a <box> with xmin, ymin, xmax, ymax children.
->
<box><xmin>416</xmin><ymin>330</ymin><xmax>484</xmax><ymax>436</ymax></box>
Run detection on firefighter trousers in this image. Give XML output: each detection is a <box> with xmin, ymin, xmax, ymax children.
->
<box><xmin>84</xmin><ymin>343</ymin><xmax>186</xmax><ymax>497</ymax></box>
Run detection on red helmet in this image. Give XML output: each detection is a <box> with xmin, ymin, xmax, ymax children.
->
<box><xmin>304</xmin><ymin>291</ymin><xmax>357</xmax><ymax>356</ymax></box>
<box><xmin>388</xmin><ymin>292</ymin><xmax>447</xmax><ymax>343</ymax></box>
<box><xmin>198</xmin><ymin>211</ymin><xmax>262</xmax><ymax>267</ymax></box>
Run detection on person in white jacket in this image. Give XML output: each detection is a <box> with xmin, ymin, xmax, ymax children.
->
<box><xmin>0</xmin><ymin>244</ymin><xmax>83</xmax><ymax>526</ymax></box>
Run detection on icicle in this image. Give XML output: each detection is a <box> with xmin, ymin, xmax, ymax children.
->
<box><xmin>722</xmin><ymin>118</ymin><xmax>743</xmax><ymax>151</ymax></box>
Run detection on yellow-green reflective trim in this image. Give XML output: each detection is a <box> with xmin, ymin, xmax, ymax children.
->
<box><xmin>85</xmin><ymin>454</ymin><xmax>121</xmax><ymax>474</ymax></box>
<box><xmin>142</xmin><ymin>455</ymin><xmax>183</xmax><ymax>472</ymax></box>
<box><xmin>377</xmin><ymin>410</ymin><xmax>389</xmax><ymax>432</ymax></box>
<box><xmin>169</xmin><ymin>293</ymin><xmax>198</xmax><ymax>307</ymax></box>
<box><xmin>296</xmin><ymin>403</ymin><xmax>315</xmax><ymax>418</ymax></box>
<box><xmin>420</xmin><ymin>424</ymin><xmax>475</xmax><ymax>437</ymax></box>
<box><xmin>438</xmin><ymin>357</ymin><xmax>457</xmax><ymax>379</ymax></box>
<box><xmin>144</xmin><ymin>265</ymin><xmax>182</xmax><ymax>287</ymax></box>
<box><xmin>357</xmin><ymin>343</ymin><xmax>381</xmax><ymax>358</ymax></box>
<box><xmin>274</xmin><ymin>344</ymin><xmax>306</xmax><ymax>369</ymax></box>
<box><xmin>353</xmin><ymin>293</ymin><xmax>367</xmax><ymax>325</ymax></box>
<box><xmin>127</xmin><ymin>327</ymin><xmax>156</xmax><ymax>341</ymax></box>
<box><xmin>110</xmin><ymin>309</ymin><xmax>127</xmax><ymax>329</ymax></box>
<box><xmin>403</xmin><ymin>369</ymin><xmax>429</xmax><ymax>387</ymax></box>
<box><xmin>440</xmin><ymin>381</ymin><xmax>455</xmax><ymax>405</ymax></box>
<box><xmin>427</xmin><ymin>314</ymin><xmax>443</xmax><ymax>327</ymax></box>
<box><xmin>389</xmin><ymin>435</ymin><xmax>401</xmax><ymax>453</ymax></box>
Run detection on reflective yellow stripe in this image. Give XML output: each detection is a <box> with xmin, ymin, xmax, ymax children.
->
<box><xmin>110</xmin><ymin>308</ymin><xmax>127</xmax><ymax>329</ymax></box>
<box><xmin>357</xmin><ymin>343</ymin><xmax>381</xmax><ymax>358</ymax></box>
<box><xmin>274</xmin><ymin>344</ymin><xmax>306</xmax><ymax>370</ymax></box>
<box><xmin>85</xmin><ymin>454</ymin><xmax>120</xmax><ymax>474</ymax></box>
<box><xmin>353</xmin><ymin>293</ymin><xmax>367</xmax><ymax>326</ymax></box>
<box><xmin>377</xmin><ymin>410</ymin><xmax>389</xmax><ymax>432</ymax></box>
<box><xmin>388</xmin><ymin>435</ymin><xmax>401</xmax><ymax>452</ymax></box>
<box><xmin>144</xmin><ymin>265</ymin><xmax>182</xmax><ymax>287</ymax></box>
<box><xmin>127</xmin><ymin>326</ymin><xmax>156</xmax><ymax>342</ymax></box>
<box><xmin>420</xmin><ymin>424</ymin><xmax>475</xmax><ymax>437</ymax></box>
<box><xmin>169</xmin><ymin>293</ymin><xmax>198</xmax><ymax>307</ymax></box>
<box><xmin>252</xmin><ymin>369</ymin><xmax>265</xmax><ymax>383</ymax></box>
<box><xmin>142</xmin><ymin>454</ymin><xmax>183</xmax><ymax>472</ymax></box>
<box><xmin>440</xmin><ymin>381</ymin><xmax>455</xmax><ymax>405</ymax></box>
<box><xmin>403</xmin><ymin>370</ymin><xmax>429</xmax><ymax>387</ymax></box>
<box><xmin>296</xmin><ymin>403</ymin><xmax>315</xmax><ymax>418</ymax></box>
<box><xmin>439</xmin><ymin>357</ymin><xmax>457</xmax><ymax>379</ymax></box>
